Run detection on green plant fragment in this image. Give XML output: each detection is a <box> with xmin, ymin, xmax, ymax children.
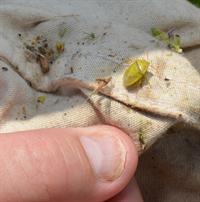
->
<box><xmin>58</xmin><ymin>28</ymin><xmax>68</xmax><ymax>38</ymax></box>
<box><xmin>55</xmin><ymin>41</ymin><xmax>65</xmax><ymax>54</ymax></box>
<box><xmin>37</xmin><ymin>96</ymin><xmax>46</xmax><ymax>104</ymax></box>
<box><xmin>151</xmin><ymin>27</ymin><xmax>169</xmax><ymax>43</ymax></box>
<box><xmin>84</xmin><ymin>32</ymin><xmax>96</xmax><ymax>40</ymax></box>
<box><xmin>169</xmin><ymin>34</ymin><xmax>182</xmax><ymax>53</ymax></box>
<box><xmin>151</xmin><ymin>27</ymin><xmax>182</xmax><ymax>53</ymax></box>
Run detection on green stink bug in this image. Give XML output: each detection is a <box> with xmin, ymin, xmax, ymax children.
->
<box><xmin>123</xmin><ymin>59</ymin><xmax>150</xmax><ymax>87</ymax></box>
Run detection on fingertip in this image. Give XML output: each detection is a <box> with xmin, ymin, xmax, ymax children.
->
<box><xmin>78</xmin><ymin>125</ymin><xmax>139</xmax><ymax>201</ymax></box>
<box><xmin>107</xmin><ymin>178</ymin><xmax>144</xmax><ymax>202</ymax></box>
<box><xmin>0</xmin><ymin>125</ymin><xmax>139</xmax><ymax>202</ymax></box>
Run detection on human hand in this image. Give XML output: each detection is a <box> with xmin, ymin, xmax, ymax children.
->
<box><xmin>0</xmin><ymin>125</ymin><xmax>143</xmax><ymax>202</ymax></box>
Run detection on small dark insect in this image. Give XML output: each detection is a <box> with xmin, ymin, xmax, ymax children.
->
<box><xmin>2</xmin><ymin>67</ymin><xmax>8</xmax><ymax>71</ymax></box>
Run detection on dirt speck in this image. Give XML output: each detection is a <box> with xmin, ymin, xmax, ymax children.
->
<box><xmin>2</xmin><ymin>67</ymin><xmax>8</xmax><ymax>71</ymax></box>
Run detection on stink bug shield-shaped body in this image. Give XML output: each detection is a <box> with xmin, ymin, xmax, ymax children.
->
<box><xmin>123</xmin><ymin>59</ymin><xmax>150</xmax><ymax>87</ymax></box>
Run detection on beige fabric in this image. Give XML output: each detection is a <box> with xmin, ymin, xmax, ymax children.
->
<box><xmin>0</xmin><ymin>0</ymin><xmax>200</xmax><ymax>201</ymax></box>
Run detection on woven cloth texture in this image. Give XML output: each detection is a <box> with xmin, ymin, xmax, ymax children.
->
<box><xmin>0</xmin><ymin>0</ymin><xmax>200</xmax><ymax>201</ymax></box>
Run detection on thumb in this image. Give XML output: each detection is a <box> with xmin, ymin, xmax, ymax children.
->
<box><xmin>0</xmin><ymin>125</ymin><xmax>138</xmax><ymax>202</ymax></box>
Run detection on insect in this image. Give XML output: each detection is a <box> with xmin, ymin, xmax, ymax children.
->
<box><xmin>123</xmin><ymin>59</ymin><xmax>150</xmax><ymax>87</ymax></box>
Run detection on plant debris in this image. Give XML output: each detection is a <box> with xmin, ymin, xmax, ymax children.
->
<box><xmin>38</xmin><ymin>54</ymin><xmax>49</xmax><ymax>74</ymax></box>
<box><xmin>88</xmin><ymin>77</ymin><xmax>112</xmax><ymax>99</ymax></box>
<box><xmin>37</xmin><ymin>95</ymin><xmax>46</xmax><ymax>104</ymax></box>
<box><xmin>55</xmin><ymin>41</ymin><xmax>65</xmax><ymax>54</ymax></box>
<box><xmin>123</xmin><ymin>59</ymin><xmax>150</xmax><ymax>88</ymax></box>
<box><xmin>94</xmin><ymin>77</ymin><xmax>112</xmax><ymax>93</ymax></box>
<box><xmin>138</xmin><ymin>128</ymin><xmax>146</xmax><ymax>149</ymax></box>
<box><xmin>84</xmin><ymin>32</ymin><xmax>96</xmax><ymax>40</ymax></box>
<box><xmin>151</xmin><ymin>27</ymin><xmax>182</xmax><ymax>53</ymax></box>
<box><xmin>58</xmin><ymin>27</ymin><xmax>68</xmax><ymax>38</ymax></box>
<box><xmin>96</xmin><ymin>77</ymin><xmax>112</xmax><ymax>86</ymax></box>
<box><xmin>22</xmin><ymin>106</ymin><xmax>27</xmax><ymax>116</ymax></box>
<box><xmin>23</xmin><ymin>34</ymin><xmax>65</xmax><ymax>74</ymax></box>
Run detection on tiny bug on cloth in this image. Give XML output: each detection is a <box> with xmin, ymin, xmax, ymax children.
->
<box><xmin>123</xmin><ymin>59</ymin><xmax>150</xmax><ymax>87</ymax></box>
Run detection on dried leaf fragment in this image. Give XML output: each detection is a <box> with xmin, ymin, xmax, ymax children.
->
<box><xmin>38</xmin><ymin>55</ymin><xmax>49</xmax><ymax>74</ymax></box>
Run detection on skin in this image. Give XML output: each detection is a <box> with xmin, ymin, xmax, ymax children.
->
<box><xmin>0</xmin><ymin>125</ymin><xmax>143</xmax><ymax>202</ymax></box>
